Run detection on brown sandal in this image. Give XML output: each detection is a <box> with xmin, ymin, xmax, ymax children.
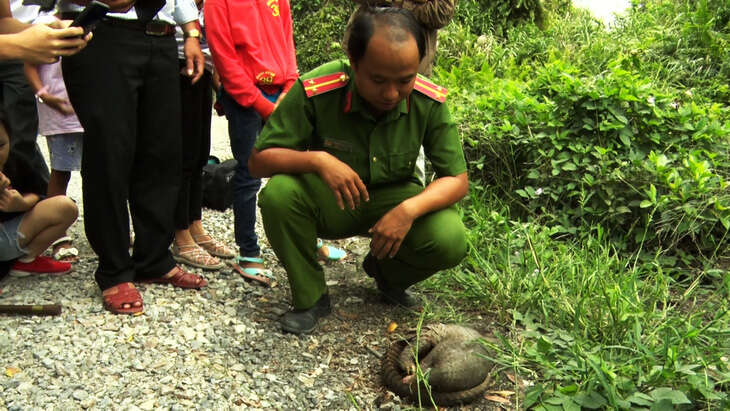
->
<box><xmin>139</xmin><ymin>266</ymin><xmax>208</xmax><ymax>289</ymax></box>
<box><xmin>172</xmin><ymin>244</ymin><xmax>224</xmax><ymax>270</ymax></box>
<box><xmin>193</xmin><ymin>234</ymin><xmax>236</xmax><ymax>258</ymax></box>
<box><xmin>102</xmin><ymin>282</ymin><xmax>144</xmax><ymax>315</ymax></box>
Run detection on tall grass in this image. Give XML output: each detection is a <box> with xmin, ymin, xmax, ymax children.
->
<box><xmin>424</xmin><ymin>188</ymin><xmax>730</xmax><ymax>408</ymax></box>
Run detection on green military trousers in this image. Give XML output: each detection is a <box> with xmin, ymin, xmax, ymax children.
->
<box><xmin>259</xmin><ymin>173</ymin><xmax>467</xmax><ymax>309</ymax></box>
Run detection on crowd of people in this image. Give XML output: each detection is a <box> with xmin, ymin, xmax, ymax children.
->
<box><xmin>0</xmin><ymin>0</ymin><xmax>465</xmax><ymax>334</ymax></box>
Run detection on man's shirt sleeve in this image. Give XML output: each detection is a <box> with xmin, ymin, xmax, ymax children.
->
<box><xmin>423</xmin><ymin>101</ymin><xmax>467</xmax><ymax>177</ymax></box>
<box><xmin>255</xmin><ymin>79</ymin><xmax>314</xmax><ymax>151</ymax></box>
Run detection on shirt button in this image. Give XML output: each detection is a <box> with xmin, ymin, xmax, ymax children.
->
<box><xmin>372</xmin><ymin>157</ymin><xmax>377</xmax><ymax>162</ymax></box>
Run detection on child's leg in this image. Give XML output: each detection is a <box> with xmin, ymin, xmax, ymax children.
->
<box><xmin>47</xmin><ymin>170</ymin><xmax>71</xmax><ymax>197</ymax></box>
<box><xmin>45</xmin><ymin>133</ymin><xmax>81</xmax><ymax>197</ymax></box>
<box><xmin>16</xmin><ymin>196</ymin><xmax>77</xmax><ymax>259</ymax></box>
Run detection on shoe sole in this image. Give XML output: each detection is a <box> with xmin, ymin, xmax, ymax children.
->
<box><xmin>9</xmin><ymin>268</ymin><xmax>72</xmax><ymax>277</ymax></box>
<box><xmin>172</xmin><ymin>255</ymin><xmax>225</xmax><ymax>271</ymax></box>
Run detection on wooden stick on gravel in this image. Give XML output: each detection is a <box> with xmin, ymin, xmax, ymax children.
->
<box><xmin>0</xmin><ymin>304</ymin><xmax>62</xmax><ymax>316</ymax></box>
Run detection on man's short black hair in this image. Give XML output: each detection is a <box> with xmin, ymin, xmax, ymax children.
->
<box><xmin>346</xmin><ymin>7</ymin><xmax>426</xmax><ymax>65</ymax></box>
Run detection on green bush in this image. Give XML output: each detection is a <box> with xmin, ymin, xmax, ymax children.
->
<box><xmin>291</xmin><ymin>0</ymin><xmax>353</xmax><ymax>73</ymax></box>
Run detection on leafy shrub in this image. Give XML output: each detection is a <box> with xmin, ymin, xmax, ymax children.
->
<box><xmin>441</xmin><ymin>52</ymin><xmax>730</xmax><ymax>256</ymax></box>
<box><xmin>454</xmin><ymin>0</ymin><xmax>548</xmax><ymax>36</ymax></box>
<box><xmin>291</xmin><ymin>0</ymin><xmax>353</xmax><ymax>73</ymax></box>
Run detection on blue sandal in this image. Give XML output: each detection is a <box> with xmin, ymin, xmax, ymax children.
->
<box><xmin>236</xmin><ymin>256</ymin><xmax>274</xmax><ymax>279</ymax></box>
<box><xmin>316</xmin><ymin>239</ymin><xmax>347</xmax><ymax>261</ymax></box>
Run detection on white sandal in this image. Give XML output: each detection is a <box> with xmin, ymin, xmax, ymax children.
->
<box><xmin>51</xmin><ymin>236</ymin><xmax>79</xmax><ymax>262</ymax></box>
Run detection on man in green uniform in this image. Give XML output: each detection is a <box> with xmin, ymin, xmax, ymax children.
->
<box><xmin>249</xmin><ymin>7</ymin><xmax>468</xmax><ymax>334</ymax></box>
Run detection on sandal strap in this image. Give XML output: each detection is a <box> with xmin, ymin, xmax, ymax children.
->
<box><xmin>237</xmin><ymin>256</ymin><xmax>264</xmax><ymax>264</ymax></box>
<box><xmin>51</xmin><ymin>236</ymin><xmax>73</xmax><ymax>247</ymax></box>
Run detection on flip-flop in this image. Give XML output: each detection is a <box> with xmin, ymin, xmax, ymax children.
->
<box><xmin>232</xmin><ymin>256</ymin><xmax>275</xmax><ymax>287</ymax></box>
<box><xmin>316</xmin><ymin>239</ymin><xmax>347</xmax><ymax>261</ymax></box>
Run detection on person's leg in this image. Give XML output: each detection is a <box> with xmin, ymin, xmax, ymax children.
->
<box><xmin>47</xmin><ymin>170</ymin><xmax>71</xmax><ymax>198</ymax></box>
<box><xmin>16</xmin><ymin>196</ymin><xmax>78</xmax><ymax>259</ymax></box>
<box><xmin>45</xmin><ymin>133</ymin><xmax>82</xmax><ymax>262</ymax></box>
<box><xmin>129</xmin><ymin>34</ymin><xmax>185</xmax><ymax>281</ymax></box>
<box><xmin>259</xmin><ymin>173</ymin><xmax>366</xmax><ymax>309</ymax></box>
<box><xmin>0</xmin><ymin>61</ymin><xmax>49</xmax><ymax>186</ymax></box>
<box><xmin>220</xmin><ymin>91</ymin><xmax>263</xmax><ymax>262</ymax></box>
<box><xmin>62</xmin><ymin>24</ymin><xmax>143</xmax><ymax>291</ymax></box>
<box><xmin>362</xmin><ymin>182</ymin><xmax>468</xmax><ymax>291</ymax></box>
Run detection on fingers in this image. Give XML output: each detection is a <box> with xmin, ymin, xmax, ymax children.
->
<box><xmin>333</xmin><ymin>190</ymin><xmax>344</xmax><ymax>211</ymax></box>
<box><xmin>192</xmin><ymin>57</ymin><xmax>204</xmax><ymax>84</ymax></box>
<box><xmin>355</xmin><ymin>178</ymin><xmax>369</xmax><ymax>203</ymax></box>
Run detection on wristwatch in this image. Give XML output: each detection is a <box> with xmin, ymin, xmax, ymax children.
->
<box><xmin>184</xmin><ymin>28</ymin><xmax>201</xmax><ymax>39</ymax></box>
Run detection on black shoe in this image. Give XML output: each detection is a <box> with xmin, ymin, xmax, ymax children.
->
<box><xmin>280</xmin><ymin>294</ymin><xmax>332</xmax><ymax>334</ymax></box>
<box><xmin>362</xmin><ymin>253</ymin><xmax>421</xmax><ymax>308</ymax></box>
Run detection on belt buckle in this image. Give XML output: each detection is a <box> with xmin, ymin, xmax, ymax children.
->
<box><xmin>145</xmin><ymin>21</ymin><xmax>169</xmax><ymax>36</ymax></box>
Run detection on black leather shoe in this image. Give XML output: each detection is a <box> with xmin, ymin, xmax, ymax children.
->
<box><xmin>362</xmin><ymin>253</ymin><xmax>421</xmax><ymax>308</ymax></box>
<box><xmin>280</xmin><ymin>294</ymin><xmax>332</xmax><ymax>334</ymax></box>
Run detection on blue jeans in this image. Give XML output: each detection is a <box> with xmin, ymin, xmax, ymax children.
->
<box><xmin>220</xmin><ymin>91</ymin><xmax>263</xmax><ymax>257</ymax></box>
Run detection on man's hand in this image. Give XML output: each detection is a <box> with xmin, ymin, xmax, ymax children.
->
<box><xmin>11</xmin><ymin>24</ymin><xmax>89</xmax><ymax>64</ymax></box>
<box><xmin>314</xmin><ymin>152</ymin><xmax>369</xmax><ymax>210</ymax></box>
<box><xmin>368</xmin><ymin>204</ymin><xmax>415</xmax><ymax>259</ymax></box>
<box><xmin>184</xmin><ymin>37</ymin><xmax>204</xmax><ymax>84</ymax></box>
<box><xmin>39</xmin><ymin>93</ymin><xmax>75</xmax><ymax>115</ymax></box>
<box><xmin>0</xmin><ymin>189</ymin><xmax>29</xmax><ymax>213</ymax></box>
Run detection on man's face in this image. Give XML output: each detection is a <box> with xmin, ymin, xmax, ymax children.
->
<box><xmin>350</xmin><ymin>30</ymin><xmax>420</xmax><ymax>116</ymax></box>
<box><xmin>0</xmin><ymin>124</ymin><xmax>9</xmax><ymax>171</ymax></box>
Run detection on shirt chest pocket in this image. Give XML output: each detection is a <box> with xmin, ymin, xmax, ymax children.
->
<box><xmin>386</xmin><ymin>150</ymin><xmax>420</xmax><ymax>179</ymax></box>
<box><xmin>322</xmin><ymin>138</ymin><xmax>360</xmax><ymax>170</ymax></box>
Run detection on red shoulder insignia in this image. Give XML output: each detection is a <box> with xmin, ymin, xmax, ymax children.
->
<box><xmin>414</xmin><ymin>76</ymin><xmax>447</xmax><ymax>103</ymax></box>
<box><xmin>303</xmin><ymin>72</ymin><xmax>350</xmax><ymax>98</ymax></box>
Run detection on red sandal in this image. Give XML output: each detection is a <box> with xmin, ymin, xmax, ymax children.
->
<box><xmin>102</xmin><ymin>282</ymin><xmax>144</xmax><ymax>315</ymax></box>
<box><xmin>139</xmin><ymin>266</ymin><xmax>208</xmax><ymax>289</ymax></box>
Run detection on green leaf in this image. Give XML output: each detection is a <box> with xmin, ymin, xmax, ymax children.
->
<box><xmin>574</xmin><ymin>391</ymin><xmax>608</xmax><ymax>409</ymax></box>
<box><xmin>648</xmin><ymin>387</ymin><xmax>691</xmax><ymax>405</ymax></box>
<box><xmin>627</xmin><ymin>392</ymin><xmax>654</xmax><ymax>406</ymax></box>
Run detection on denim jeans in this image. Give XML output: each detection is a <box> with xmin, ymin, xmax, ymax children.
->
<box><xmin>220</xmin><ymin>91</ymin><xmax>263</xmax><ymax>257</ymax></box>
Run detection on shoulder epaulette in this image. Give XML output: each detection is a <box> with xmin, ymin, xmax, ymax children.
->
<box><xmin>303</xmin><ymin>72</ymin><xmax>350</xmax><ymax>98</ymax></box>
<box><xmin>414</xmin><ymin>76</ymin><xmax>447</xmax><ymax>103</ymax></box>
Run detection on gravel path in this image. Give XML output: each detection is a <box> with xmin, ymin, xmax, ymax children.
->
<box><xmin>0</xmin><ymin>115</ymin><xmax>497</xmax><ymax>410</ymax></box>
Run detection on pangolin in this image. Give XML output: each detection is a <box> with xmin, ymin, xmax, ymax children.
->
<box><xmin>382</xmin><ymin>324</ymin><xmax>493</xmax><ymax>406</ymax></box>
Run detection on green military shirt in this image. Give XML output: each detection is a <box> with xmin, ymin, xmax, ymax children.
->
<box><xmin>255</xmin><ymin>59</ymin><xmax>467</xmax><ymax>186</ymax></box>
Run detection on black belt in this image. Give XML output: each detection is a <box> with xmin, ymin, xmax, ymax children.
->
<box><xmin>59</xmin><ymin>12</ymin><xmax>175</xmax><ymax>36</ymax></box>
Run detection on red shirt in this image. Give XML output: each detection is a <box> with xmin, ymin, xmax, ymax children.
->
<box><xmin>205</xmin><ymin>0</ymin><xmax>298</xmax><ymax>119</ymax></box>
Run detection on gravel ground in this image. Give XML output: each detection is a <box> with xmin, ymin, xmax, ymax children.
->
<box><xmin>0</xmin><ymin>115</ymin><xmax>500</xmax><ymax>410</ymax></box>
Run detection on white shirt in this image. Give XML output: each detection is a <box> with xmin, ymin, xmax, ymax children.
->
<box><xmin>10</xmin><ymin>0</ymin><xmax>40</xmax><ymax>23</ymax></box>
<box><xmin>57</xmin><ymin>0</ymin><xmax>198</xmax><ymax>25</ymax></box>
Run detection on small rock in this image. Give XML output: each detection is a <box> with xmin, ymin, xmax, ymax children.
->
<box><xmin>72</xmin><ymin>389</ymin><xmax>88</xmax><ymax>401</ymax></box>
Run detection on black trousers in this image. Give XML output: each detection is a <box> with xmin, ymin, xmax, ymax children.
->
<box><xmin>0</xmin><ymin>61</ymin><xmax>49</xmax><ymax>187</ymax></box>
<box><xmin>62</xmin><ymin>22</ymin><xmax>181</xmax><ymax>290</ymax></box>
<box><xmin>175</xmin><ymin>63</ymin><xmax>212</xmax><ymax>230</ymax></box>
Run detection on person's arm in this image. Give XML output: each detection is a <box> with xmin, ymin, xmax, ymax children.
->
<box><xmin>0</xmin><ymin>24</ymin><xmax>87</xmax><ymax>63</ymax></box>
<box><xmin>204</xmin><ymin>0</ymin><xmax>274</xmax><ymax>118</ymax></box>
<box><xmin>368</xmin><ymin>172</ymin><xmax>467</xmax><ymax>259</ymax></box>
<box><xmin>249</xmin><ymin>79</ymin><xmax>370</xmax><ymax>210</ymax></box>
<box><xmin>24</xmin><ymin>62</ymin><xmax>75</xmax><ymax>115</ymax></box>
<box><xmin>281</xmin><ymin>0</ymin><xmax>297</xmax><ymax>93</ymax></box>
<box><xmin>0</xmin><ymin>189</ymin><xmax>39</xmax><ymax>213</ymax></box>
<box><xmin>0</xmin><ymin>0</ymin><xmax>28</xmax><ymax>34</ymax></box>
<box><xmin>368</xmin><ymin>97</ymin><xmax>468</xmax><ymax>259</ymax></box>
<box><xmin>403</xmin><ymin>0</ymin><xmax>456</xmax><ymax>30</ymax></box>
<box><xmin>175</xmin><ymin>0</ymin><xmax>204</xmax><ymax>83</ymax></box>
